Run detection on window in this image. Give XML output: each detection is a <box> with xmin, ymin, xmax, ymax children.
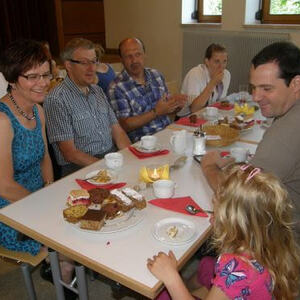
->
<box><xmin>198</xmin><ymin>0</ymin><xmax>222</xmax><ymax>23</ymax></box>
<box><xmin>262</xmin><ymin>0</ymin><xmax>300</xmax><ymax>24</ymax></box>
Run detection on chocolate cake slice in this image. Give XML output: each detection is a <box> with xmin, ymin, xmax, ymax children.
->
<box><xmin>80</xmin><ymin>209</ymin><xmax>106</xmax><ymax>231</ymax></box>
<box><xmin>89</xmin><ymin>188</ymin><xmax>110</xmax><ymax>204</ymax></box>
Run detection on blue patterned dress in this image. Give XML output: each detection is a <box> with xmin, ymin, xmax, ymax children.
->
<box><xmin>0</xmin><ymin>103</ymin><xmax>44</xmax><ymax>255</ymax></box>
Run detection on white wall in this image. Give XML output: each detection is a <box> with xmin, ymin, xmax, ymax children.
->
<box><xmin>104</xmin><ymin>0</ymin><xmax>183</xmax><ymax>85</ymax></box>
<box><xmin>104</xmin><ymin>0</ymin><xmax>300</xmax><ymax>87</ymax></box>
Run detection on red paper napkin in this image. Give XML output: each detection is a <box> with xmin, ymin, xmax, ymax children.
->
<box><xmin>221</xmin><ymin>151</ymin><xmax>230</xmax><ymax>158</ymax></box>
<box><xmin>210</xmin><ymin>102</ymin><xmax>234</xmax><ymax>110</ymax></box>
<box><xmin>76</xmin><ymin>179</ymin><xmax>126</xmax><ymax>191</ymax></box>
<box><xmin>149</xmin><ymin>196</ymin><xmax>208</xmax><ymax>217</ymax></box>
<box><xmin>175</xmin><ymin>116</ymin><xmax>207</xmax><ymax>127</ymax></box>
<box><xmin>128</xmin><ymin>146</ymin><xmax>169</xmax><ymax>159</ymax></box>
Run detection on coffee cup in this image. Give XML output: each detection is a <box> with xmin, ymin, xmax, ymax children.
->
<box><xmin>153</xmin><ymin>179</ymin><xmax>175</xmax><ymax>198</ymax></box>
<box><xmin>141</xmin><ymin>135</ymin><xmax>157</xmax><ymax>150</ymax></box>
<box><xmin>230</xmin><ymin>147</ymin><xmax>249</xmax><ymax>163</ymax></box>
<box><xmin>104</xmin><ymin>152</ymin><xmax>123</xmax><ymax>170</ymax></box>
<box><xmin>170</xmin><ymin>130</ymin><xmax>186</xmax><ymax>155</ymax></box>
<box><xmin>205</xmin><ymin>107</ymin><xmax>218</xmax><ymax>118</ymax></box>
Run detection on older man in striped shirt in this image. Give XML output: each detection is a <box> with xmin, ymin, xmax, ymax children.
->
<box><xmin>44</xmin><ymin>38</ymin><xmax>131</xmax><ymax>176</ymax></box>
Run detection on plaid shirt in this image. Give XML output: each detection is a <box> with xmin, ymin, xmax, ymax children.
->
<box><xmin>108</xmin><ymin>68</ymin><xmax>170</xmax><ymax>142</ymax></box>
<box><xmin>44</xmin><ymin>76</ymin><xmax>118</xmax><ymax>166</ymax></box>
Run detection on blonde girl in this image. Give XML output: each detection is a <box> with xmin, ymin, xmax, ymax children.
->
<box><xmin>147</xmin><ymin>164</ymin><xmax>300</xmax><ymax>300</ymax></box>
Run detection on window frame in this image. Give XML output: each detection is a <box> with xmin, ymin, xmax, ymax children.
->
<box><xmin>262</xmin><ymin>0</ymin><xmax>300</xmax><ymax>24</ymax></box>
<box><xmin>198</xmin><ymin>0</ymin><xmax>221</xmax><ymax>23</ymax></box>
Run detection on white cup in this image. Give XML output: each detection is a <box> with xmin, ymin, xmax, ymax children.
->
<box><xmin>104</xmin><ymin>152</ymin><xmax>123</xmax><ymax>170</ymax></box>
<box><xmin>141</xmin><ymin>135</ymin><xmax>157</xmax><ymax>150</ymax></box>
<box><xmin>230</xmin><ymin>147</ymin><xmax>249</xmax><ymax>163</ymax></box>
<box><xmin>206</xmin><ymin>107</ymin><xmax>218</xmax><ymax>118</ymax></box>
<box><xmin>170</xmin><ymin>130</ymin><xmax>186</xmax><ymax>155</ymax></box>
<box><xmin>153</xmin><ymin>179</ymin><xmax>175</xmax><ymax>198</ymax></box>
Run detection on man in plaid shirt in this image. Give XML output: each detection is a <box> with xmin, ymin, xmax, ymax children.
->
<box><xmin>108</xmin><ymin>38</ymin><xmax>186</xmax><ymax>142</ymax></box>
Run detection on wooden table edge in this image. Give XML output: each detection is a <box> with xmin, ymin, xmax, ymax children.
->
<box><xmin>0</xmin><ymin>213</ymin><xmax>212</xmax><ymax>299</ymax></box>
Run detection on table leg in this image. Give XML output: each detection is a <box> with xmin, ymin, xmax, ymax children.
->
<box><xmin>75</xmin><ymin>263</ymin><xmax>88</xmax><ymax>300</ymax></box>
<box><xmin>49</xmin><ymin>250</ymin><xmax>66</xmax><ymax>300</ymax></box>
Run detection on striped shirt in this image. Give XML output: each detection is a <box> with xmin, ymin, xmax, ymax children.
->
<box><xmin>44</xmin><ymin>75</ymin><xmax>118</xmax><ymax>166</ymax></box>
<box><xmin>108</xmin><ymin>68</ymin><xmax>171</xmax><ymax>142</ymax></box>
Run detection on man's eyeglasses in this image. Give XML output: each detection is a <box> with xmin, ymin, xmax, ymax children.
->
<box><xmin>69</xmin><ymin>59</ymin><xmax>98</xmax><ymax>66</ymax></box>
<box><xmin>20</xmin><ymin>73</ymin><xmax>53</xmax><ymax>83</ymax></box>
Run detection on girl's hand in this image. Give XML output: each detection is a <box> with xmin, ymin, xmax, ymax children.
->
<box><xmin>147</xmin><ymin>250</ymin><xmax>178</xmax><ymax>284</ymax></box>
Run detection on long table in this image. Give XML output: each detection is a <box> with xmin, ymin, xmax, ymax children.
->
<box><xmin>0</xmin><ymin>112</ymin><xmax>266</xmax><ymax>299</ymax></box>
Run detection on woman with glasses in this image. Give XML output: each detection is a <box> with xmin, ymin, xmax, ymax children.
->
<box><xmin>0</xmin><ymin>39</ymin><xmax>76</xmax><ymax>298</ymax></box>
<box><xmin>0</xmin><ymin>38</ymin><xmax>53</xmax><ymax>255</ymax></box>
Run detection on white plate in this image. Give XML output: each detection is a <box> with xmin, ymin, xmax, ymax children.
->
<box><xmin>69</xmin><ymin>209</ymin><xmax>145</xmax><ymax>234</ymax></box>
<box><xmin>152</xmin><ymin>217</ymin><xmax>197</xmax><ymax>245</ymax></box>
<box><xmin>85</xmin><ymin>169</ymin><xmax>115</xmax><ymax>185</ymax></box>
<box><xmin>133</xmin><ymin>142</ymin><xmax>162</xmax><ymax>153</ymax></box>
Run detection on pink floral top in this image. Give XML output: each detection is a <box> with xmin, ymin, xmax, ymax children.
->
<box><xmin>212</xmin><ymin>253</ymin><xmax>274</xmax><ymax>300</ymax></box>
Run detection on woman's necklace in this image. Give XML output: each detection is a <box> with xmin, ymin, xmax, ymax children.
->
<box><xmin>8</xmin><ymin>93</ymin><xmax>35</xmax><ymax>121</ymax></box>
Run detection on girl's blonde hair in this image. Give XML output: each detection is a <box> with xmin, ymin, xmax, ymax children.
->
<box><xmin>213</xmin><ymin>164</ymin><xmax>300</xmax><ymax>299</ymax></box>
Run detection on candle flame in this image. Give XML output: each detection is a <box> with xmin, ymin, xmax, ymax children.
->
<box><xmin>150</xmin><ymin>168</ymin><xmax>160</xmax><ymax>180</ymax></box>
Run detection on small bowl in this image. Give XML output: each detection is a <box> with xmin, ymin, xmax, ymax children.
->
<box><xmin>104</xmin><ymin>152</ymin><xmax>123</xmax><ymax>170</ymax></box>
<box><xmin>153</xmin><ymin>179</ymin><xmax>175</xmax><ymax>198</ymax></box>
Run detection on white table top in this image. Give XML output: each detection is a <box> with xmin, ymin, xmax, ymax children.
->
<box><xmin>0</xmin><ymin>112</ymin><xmax>266</xmax><ymax>298</ymax></box>
<box><xmin>0</xmin><ymin>129</ymin><xmax>213</xmax><ymax>299</ymax></box>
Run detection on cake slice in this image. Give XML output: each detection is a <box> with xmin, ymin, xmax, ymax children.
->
<box><xmin>89</xmin><ymin>188</ymin><xmax>110</xmax><ymax>204</ymax></box>
<box><xmin>122</xmin><ymin>187</ymin><xmax>147</xmax><ymax>210</ymax></box>
<box><xmin>110</xmin><ymin>189</ymin><xmax>133</xmax><ymax>212</ymax></box>
<box><xmin>79</xmin><ymin>209</ymin><xmax>106</xmax><ymax>231</ymax></box>
<box><xmin>67</xmin><ymin>189</ymin><xmax>90</xmax><ymax>206</ymax></box>
<box><xmin>63</xmin><ymin>205</ymin><xmax>88</xmax><ymax>223</ymax></box>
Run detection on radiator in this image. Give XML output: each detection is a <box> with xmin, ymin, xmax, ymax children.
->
<box><xmin>182</xmin><ymin>30</ymin><xmax>290</xmax><ymax>93</ymax></box>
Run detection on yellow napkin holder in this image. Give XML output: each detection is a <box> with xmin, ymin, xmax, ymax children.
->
<box><xmin>234</xmin><ymin>103</ymin><xmax>255</xmax><ymax>116</ymax></box>
<box><xmin>140</xmin><ymin>164</ymin><xmax>169</xmax><ymax>183</ymax></box>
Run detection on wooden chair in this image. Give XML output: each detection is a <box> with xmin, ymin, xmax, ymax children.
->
<box><xmin>0</xmin><ymin>246</ymin><xmax>48</xmax><ymax>300</ymax></box>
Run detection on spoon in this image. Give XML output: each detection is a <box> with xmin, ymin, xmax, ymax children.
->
<box><xmin>170</xmin><ymin>156</ymin><xmax>187</xmax><ymax>170</ymax></box>
<box><xmin>185</xmin><ymin>204</ymin><xmax>213</xmax><ymax>215</ymax></box>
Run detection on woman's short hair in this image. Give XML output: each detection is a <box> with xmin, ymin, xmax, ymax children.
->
<box><xmin>0</xmin><ymin>39</ymin><xmax>49</xmax><ymax>84</ymax></box>
<box><xmin>61</xmin><ymin>38</ymin><xmax>95</xmax><ymax>62</ymax></box>
<box><xmin>205</xmin><ymin>43</ymin><xmax>226</xmax><ymax>59</ymax></box>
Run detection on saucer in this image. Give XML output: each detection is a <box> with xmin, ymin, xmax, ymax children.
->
<box><xmin>133</xmin><ymin>142</ymin><xmax>162</xmax><ymax>153</ymax></box>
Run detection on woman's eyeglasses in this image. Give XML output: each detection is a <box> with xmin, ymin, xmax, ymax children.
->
<box><xmin>20</xmin><ymin>73</ymin><xmax>53</xmax><ymax>83</ymax></box>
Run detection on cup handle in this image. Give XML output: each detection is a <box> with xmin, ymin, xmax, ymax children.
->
<box><xmin>170</xmin><ymin>135</ymin><xmax>176</xmax><ymax>147</ymax></box>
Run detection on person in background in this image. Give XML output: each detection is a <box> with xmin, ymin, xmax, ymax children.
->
<box><xmin>40</xmin><ymin>40</ymin><xmax>58</xmax><ymax>78</ymax></box>
<box><xmin>44</xmin><ymin>38</ymin><xmax>130</xmax><ymax>177</ymax></box>
<box><xmin>0</xmin><ymin>39</ymin><xmax>76</xmax><ymax>299</ymax></box>
<box><xmin>93</xmin><ymin>43</ymin><xmax>116</xmax><ymax>95</ymax></box>
<box><xmin>178</xmin><ymin>43</ymin><xmax>231</xmax><ymax>117</ymax></box>
<box><xmin>108</xmin><ymin>37</ymin><xmax>187</xmax><ymax>142</ymax></box>
<box><xmin>201</xmin><ymin>41</ymin><xmax>300</xmax><ymax>244</ymax></box>
<box><xmin>148</xmin><ymin>164</ymin><xmax>300</xmax><ymax>300</ymax></box>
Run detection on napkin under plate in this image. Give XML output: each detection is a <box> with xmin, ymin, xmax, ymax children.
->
<box><xmin>76</xmin><ymin>179</ymin><xmax>126</xmax><ymax>190</ymax></box>
<box><xmin>129</xmin><ymin>146</ymin><xmax>169</xmax><ymax>159</ymax></box>
<box><xmin>149</xmin><ymin>196</ymin><xmax>208</xmax><ymax>217</ymax></box>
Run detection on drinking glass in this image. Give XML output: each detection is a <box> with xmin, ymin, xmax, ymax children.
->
<box><xmin>238</xmin><ymin>84</ymin><xmax>249</xmax><ymax>104</ymax></box>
